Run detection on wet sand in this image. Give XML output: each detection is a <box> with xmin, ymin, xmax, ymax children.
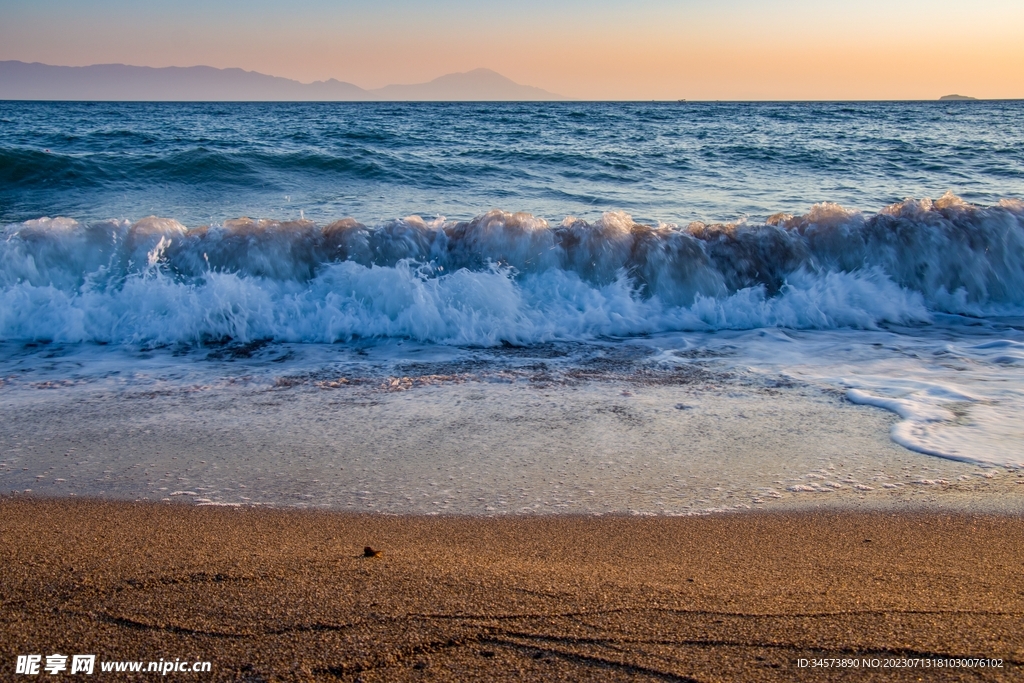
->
<box><xmin>5</xmin><ymin>374</ymin><xmax>1021</xmax><ymax>514</ymax></box>
<box><xmin>1</xmin><ymin>498</ymin><xmax>1022</xmax><ymax>681</ymax></box>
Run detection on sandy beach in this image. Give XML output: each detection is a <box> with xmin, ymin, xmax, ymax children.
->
<box><xmin>1</xmin><ymin>498</ymin><xmax>1021</xmax><ymax>681</ymax></box>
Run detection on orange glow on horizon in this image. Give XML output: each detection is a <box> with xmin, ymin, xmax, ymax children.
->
<box><xmin>1</xmin><ymin>1</ymin><xmax>1022</xmax><ymax>100</ymax></box>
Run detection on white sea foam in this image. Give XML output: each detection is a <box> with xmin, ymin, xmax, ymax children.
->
<box><xmin>0</xmin><ymin>260</ymin><xmax>932</xmax><ymax>345</ymax></box>
<box><xmin>648</xmin><ymin>324</ymin><xmax>1024</xmax><ymax>468</ymax></box>
<box><xmin>4</xmin><ymin>195</ymin><xmax>1020</xmax><ymax>344</ymax></box>
<box><xmin>840</xmin><ymin>346</ymin><xmax>1024</xmax><ymax>468</ymax></box>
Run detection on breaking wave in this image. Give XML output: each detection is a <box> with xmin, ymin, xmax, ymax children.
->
<box><xmin>2</xmin><ymin>194</ymin><xmax>1022</xmax><ymax>345</ymax></box>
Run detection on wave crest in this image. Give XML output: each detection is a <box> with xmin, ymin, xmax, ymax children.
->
<box><xmin>2</xmin><ymin>194</ymin><xmax>1021</xmax><ymax>344</ymax></box>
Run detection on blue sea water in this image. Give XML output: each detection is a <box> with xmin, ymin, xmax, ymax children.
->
<box><xmin>2</xmin><ymin>101</ymin><xmax>1023</xmax><ymax>226</ymax></box>
<box><xmin>1</xmin><ymin>101</ymin><xmax>1023</xmax><ymax>508</ymax></box>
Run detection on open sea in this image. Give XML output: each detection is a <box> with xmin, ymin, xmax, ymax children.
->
<box><xmin>1</xmin><ymin>100</ymin><xmax>1022</xmax><ymax>513</ymax></box>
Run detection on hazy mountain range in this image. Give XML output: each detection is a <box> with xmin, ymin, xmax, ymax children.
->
<box><xmin>0</xmin><ymin>61</ymin><xmax>566</xmax><ymax>101</ymax></box>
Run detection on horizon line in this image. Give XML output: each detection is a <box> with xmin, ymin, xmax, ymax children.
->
<box><xmin>1</xmin><ymin>61</ymin><xmax>1014</xmax><ymax>103</ymax></box>
<box><xmin>2</xmin><ymin>98</ymin><xmax>1020</xmax><ymax>103</ymax></box>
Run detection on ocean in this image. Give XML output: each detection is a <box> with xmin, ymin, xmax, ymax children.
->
<box><xmin>1</xmin><ymin>100</ymin><xmax>1022</xmax><ymax>513</ymax></box>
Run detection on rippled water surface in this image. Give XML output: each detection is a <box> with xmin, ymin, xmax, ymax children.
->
<box><xmin>3</xmin><ymin>100</ymin><xmax>1022</xmax><ymax>225</ymax></box>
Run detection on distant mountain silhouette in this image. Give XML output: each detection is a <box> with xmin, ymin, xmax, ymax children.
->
<box><xmin>0</xmin><ymin>61</ymin><xmax>565</xmax><ymax>101</ymax></box>
<box><xmin>0</xmin><ymin>62</ymin><xmax>364</xmax><ymax>101</ymax></box>
<box><xmin>939</xmin><ymin>94</ymin><xmax>977</xmax><ymax>101</ymax></box>
<box><xmin>369</xmin><ymin>69</ymin><xmax>563</xmax><ymax>101</ymax></box>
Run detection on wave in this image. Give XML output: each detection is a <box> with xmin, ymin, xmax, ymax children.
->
<box><xmin>0</xmin><ymin>147</ymin><xmax>402</xmax><ymax>195</ymax></box>
<box><xmin>2</xmin><ymin>194</ymin><xmax>1022</xmax><ymax>344</ymax></box>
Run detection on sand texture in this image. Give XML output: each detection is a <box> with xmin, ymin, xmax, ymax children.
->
<box><xmin>1</xmin><ymin>499</ymin><xmax>1022</xmax><ymax>681</ymax></box>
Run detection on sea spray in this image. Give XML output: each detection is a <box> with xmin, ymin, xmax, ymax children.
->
<box><xmin>4</xmin><ymin>195</ymin><xmax>1020</xmax><ymax>344</ymax></box>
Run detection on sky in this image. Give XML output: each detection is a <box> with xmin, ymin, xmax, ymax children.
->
<box><xmin>1</xmin><ymin>0</ymin><xmax>1022</xmax><ymax>100</ymax></box>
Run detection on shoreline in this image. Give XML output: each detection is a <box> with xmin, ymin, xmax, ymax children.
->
<box><xmin>5</xmin><ymin>370</ymin><xmax>1021</xmax><ymax>515</ymax></box>
<box><xmin>2</xmin><ymin>498</ymin><xmax>1022</xmax><ymax>681</ymax></box>
<box><xmin>5</xmin><ymin>485</ymin><xmax>1024</xmax><ymax>516</ymax></box>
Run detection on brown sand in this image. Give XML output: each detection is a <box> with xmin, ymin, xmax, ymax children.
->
<box><xmin>1</xmin><ymin>498</ymin><xmax>1022</xmax><ymax>682</ymax></box>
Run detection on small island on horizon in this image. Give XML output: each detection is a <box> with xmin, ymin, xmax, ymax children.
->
<box><xmin>939</xmin><ymin>94</ymin><xmax>978</xmax><ymax>101</ymax></box>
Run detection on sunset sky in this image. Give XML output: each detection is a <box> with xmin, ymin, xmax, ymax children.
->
<box><xmin>2</xmin><ymin>0</ymin><xmax>1022</xmax><ymax>100</ymax></box>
